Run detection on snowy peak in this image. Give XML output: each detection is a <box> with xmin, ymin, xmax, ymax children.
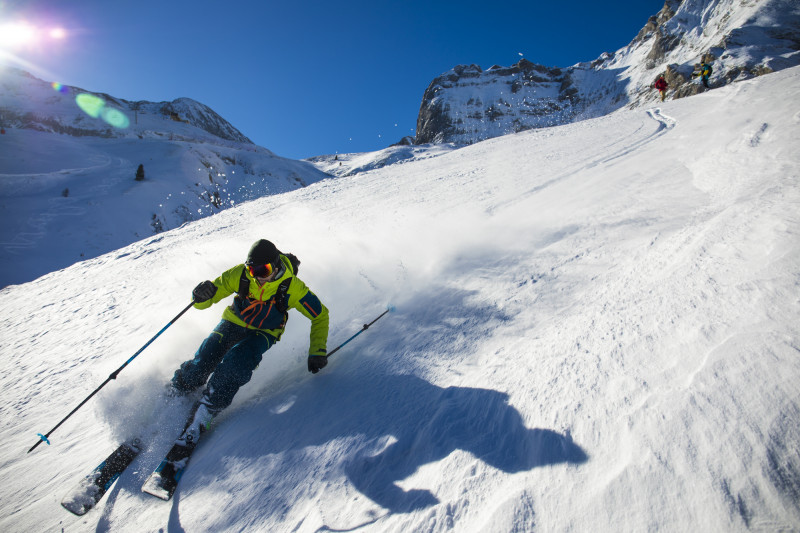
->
<box><xmin>0</xmin><ymin>67</ymin><xmax>251</xmax><ymax>144</ymax></box>
<box><xmin>415</xmin><ymin>0</ymin><xmax>800</xmax><ymax>145</ymax></box>
<box><xmin>145</xmin><ymin>97</ymin><xmax>253</xmax><ymax>144</ymax></box>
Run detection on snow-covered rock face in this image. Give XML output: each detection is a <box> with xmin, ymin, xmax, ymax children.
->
<box><xmin>415</xmin><ymin>0</ymin><xmax>800</xmax><ymax>145</ymax></box>
<box><xmin>415</xmin><ymin>60</ymin><xmax>580</xmax><ymax>145</ymax></box>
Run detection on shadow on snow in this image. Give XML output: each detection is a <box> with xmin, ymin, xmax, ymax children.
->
<box><xmin>221</xmin><ymin>371</ymin><xmax>588</xmax><ymax>516</ymax></box>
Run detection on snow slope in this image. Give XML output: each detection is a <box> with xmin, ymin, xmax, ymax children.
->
<box><xmin>1</xmin><ymin>67</ymin><xmax>799</xmax><ymax>532</ymax></box>
<box><xmin>306</xmin><ymin>142</ymin><xmax>458</xmax><ymax>177</ymax></box>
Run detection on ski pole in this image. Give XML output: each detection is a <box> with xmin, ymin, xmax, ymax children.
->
<box><xmin>28</xmin><ymin>300</ymin><xmax>196</xmax><ymax>453</ymax></box>
<box><xmin>328</xmin><ymin>306</ymin><xmax>394</xmax><ymax>358</ymax></box>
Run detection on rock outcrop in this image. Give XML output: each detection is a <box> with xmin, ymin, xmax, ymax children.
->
<box><xmin>414</xmin><ymin>0</ymin><xmax>800</xmax><ymax>146</ymax></box>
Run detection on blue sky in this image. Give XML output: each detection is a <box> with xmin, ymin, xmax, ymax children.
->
<box><xmin>1</xmin><ymin>0</ymin><xmax>664</xmax><ymax>159</ymax></box>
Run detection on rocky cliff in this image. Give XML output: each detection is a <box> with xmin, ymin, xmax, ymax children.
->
<box><xmin>415</xmin><ymin>0</ymin><xmax>800</xmax><ymax>145</ymax></box>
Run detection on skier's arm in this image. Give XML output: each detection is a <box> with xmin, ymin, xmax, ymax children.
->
<box><xmin>288</xmin><ymin>278</ymin><xmax>329</xmax><ymax>356</ymax></box>
<box><xmin>193</xmin><ymin>265</ymin><xmax>239</xmax><ymax>309</ymax></box>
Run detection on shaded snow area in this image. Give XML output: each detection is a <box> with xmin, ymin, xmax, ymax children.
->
<box><xmin>0</xmin><ymin>128</ymin><xmax>330</xmax><ymax>288</ymax></box>
<box><xmin>1</xmin><ymin>67</ymin><xmax>799</xmax><ymax>532</ymax></box>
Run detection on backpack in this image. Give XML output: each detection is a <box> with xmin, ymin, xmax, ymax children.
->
<box><xmin>236</xmin><ymin>252</ymin><xmax>301</xmax><ymax>314</ymax></box>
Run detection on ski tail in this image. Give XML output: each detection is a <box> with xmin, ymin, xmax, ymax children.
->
<box><xmin>141</xmin><ymin>399</ymin><xmax>213</xmax><ymax>500</ymax></box>
<box><xmin>141</xmin><ymin>442</ymin><xmax>195</xmax><ymax>500</ymax></box>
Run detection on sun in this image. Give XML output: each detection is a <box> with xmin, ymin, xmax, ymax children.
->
<box><xmin>0</xmin><ymin>22</ymin><xmax>38</xmax><ymax>49</ymax></box>
<box><xmin>0</xmin><ymin>21</ymin><xmax>68</xmax><ymax>50</ymax></box>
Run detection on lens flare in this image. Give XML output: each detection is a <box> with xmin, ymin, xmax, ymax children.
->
<box><xmin>75</xmin><ymin>93</ymin><xmax>130</xmax><ymax>128</ymax></box>
<box><xmin>102</xmin><ymin>107</ymin><xmax>130</xmax><ymax>129</ymax></box>
<box><xmin>75</xmin><ymin>93</ymin><xmax>104</xmax><ymax>118</ymax></box>
<box><xmin>51</xmin><ymin>82</ymin><xmax>69</xmax><ymax>94</ymax></box>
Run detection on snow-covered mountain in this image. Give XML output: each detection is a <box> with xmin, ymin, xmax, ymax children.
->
<box><xmin>0</xmin><ymin>67</ymin><xmax>332</xmax><ymax>287</ymax></box>
<box><xmin>0</xmin><ymin>68</ymin><xmax>252</xmax><ymax>143</ymax></box>
<box><xmin>416</xmin><ymin>0</ymin><xmax>800</xmax><ymax>145</ymax></box>
<box><xmin>1</xmin><ymin>64</ymin><xmax>798</xmax><ymax>533</ymax></box>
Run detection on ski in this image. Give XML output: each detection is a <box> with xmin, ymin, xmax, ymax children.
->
<box><xmin>61</xmin><ymin>438</ymin><xmax>142</xmax><ymax>516</ymax></box>
<box><xmin>141</xmin><ymin>441</ymin><xmax>197</xmax><ymax>500</ymax></box>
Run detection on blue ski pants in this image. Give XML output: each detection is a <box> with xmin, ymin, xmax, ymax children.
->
<box><xmin>171</xmin><ymin>320</ymin><xmax>276</xmax><ymax>411</ymax></box>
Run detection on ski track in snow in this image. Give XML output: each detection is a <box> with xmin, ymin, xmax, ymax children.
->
<box><xmin>0</xmin><ymin>68</ymin><xmax>799</xmax><ymax>532</ymax></box>
<box><xmin>486</xmin><ymin>107</ymin><xmax>676</xmax><ymax>216</ymax></box>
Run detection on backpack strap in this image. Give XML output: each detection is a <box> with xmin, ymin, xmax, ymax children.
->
<box><xmin>236</xmin><ymin>265</ymin><xmax>249</xmax><ymax>301</ymax></box>
<box><xmin>273</xmin><ymin>252</ymin><xmax>298</xmax><ymax>316</ymax></box>
<box><xmin>274</xmin><ymin>277</ymin><xmax>292</xmax><ymax>314</ymax></box>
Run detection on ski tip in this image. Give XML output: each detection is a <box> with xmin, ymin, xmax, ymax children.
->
<box><xmin>61</xmin><ymin>501</ymin><xmax>91</xmax><ymax>516</ymax></box>
<box><xmin>61</xmin><ymin>493</ymin><xmax>97</xmax><ymax>516</ymax></box>
<box><xmin>142</xmin><ymin>486</ymin><xmax>172</xmax><ymax>501</ymax></box>
<box><xmin>142</xmin><ymin>475</ymin><xmax>173</xmax><ymax>501</ymax></box>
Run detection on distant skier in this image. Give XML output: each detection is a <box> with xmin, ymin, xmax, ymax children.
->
<box><xmin>654</xmin><ymin>75</ymin><xmax>668</xmax><ymax>101</ymax></box>
<box><xmin>695</xmin><ymin>62</ymin><xmax>713</xmax><ymax>88</ymax></box>
<box><xmin>169</xmin><ymin>239</ymin><xmax>330</xmax><ymax>445</ymax></box>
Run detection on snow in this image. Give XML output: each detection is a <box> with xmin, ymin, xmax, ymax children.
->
<box><xmin>0</xmin><ymin>67</ymin><xmax>331</xmax><ymax>287</ymax></box>
<box><xmin>1</xmin><ymin>66</ymin><xmax>800</xmax><ymax>532</ymax></box>
<box><xmin>306</xmin><ymin>143</ymin><xmax>459</xmax><ymax>177</ymax></box>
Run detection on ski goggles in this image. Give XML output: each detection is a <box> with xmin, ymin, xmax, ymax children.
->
<box><xmin>247</xmin><ymin>262</ymin><xmax>274</xmax><ymax>278</ymax></box>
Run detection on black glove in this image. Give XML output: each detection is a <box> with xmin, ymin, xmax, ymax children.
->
<box><xmin>307</xmin><ymin>355</ymin><xmax>328</xmax><ymax>374</ymax></box>
<box><xmin>192</xmin><ymin>280</ymin><xmax>217</xmax><ymax>303</ymax></box>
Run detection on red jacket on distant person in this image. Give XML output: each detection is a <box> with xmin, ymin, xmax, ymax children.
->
<box><xmin>654</xmin><ymin>77</ymin><xmax>668</xmax><ymax>91</ymax></box>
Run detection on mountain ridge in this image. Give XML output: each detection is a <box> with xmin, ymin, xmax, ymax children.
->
<box><xmin>0</xmin><ymin>66</ymin><xmax>252</xmax><ymax>144</ymax></box>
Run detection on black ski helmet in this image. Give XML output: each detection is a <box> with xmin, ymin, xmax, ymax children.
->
<box><xmin>246</xmin><ymin>239</ymin><xmax>280</xmax><ymax>267</ymax></box>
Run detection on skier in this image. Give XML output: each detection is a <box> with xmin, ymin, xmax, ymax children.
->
<box><xmin>654</xmin><ymin>75</ymin><xmax>668</xmax><ymax>101</ymax></box>
<box><xmin>695</xmin><ymin>62</ymin><xmax>713</xmax><ymax>88</ymax></box>
<box><xmin>170</xmin><ymin>239</ymin><xmax>330</xmax><ymax>446</ymax></box>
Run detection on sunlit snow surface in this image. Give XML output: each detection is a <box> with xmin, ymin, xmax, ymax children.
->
<box><xmin>1</xmin><ymin>68</ymin><xmax>799</xmax><ymax>532</ymax></box>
